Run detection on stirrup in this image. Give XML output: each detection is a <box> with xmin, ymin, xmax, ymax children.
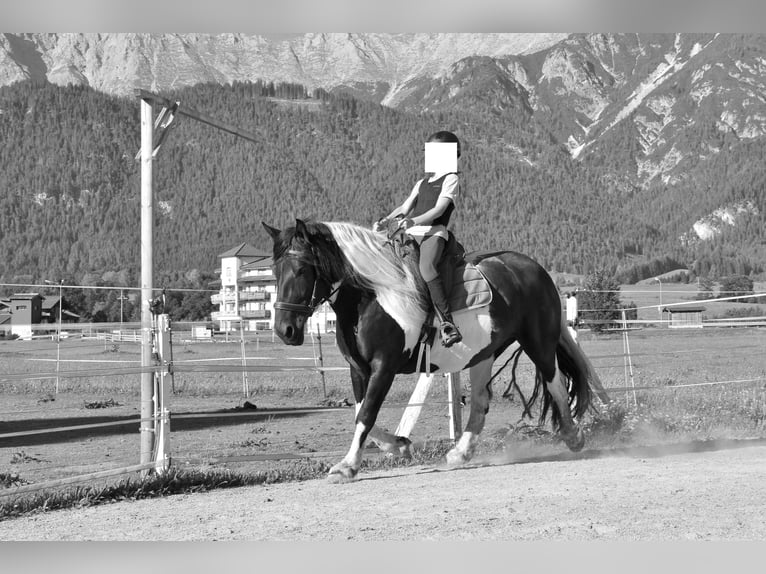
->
<box><xmin>439</xmin><ymin>321</ymin><xmax>462</xmax><ymax>347</ymax></box>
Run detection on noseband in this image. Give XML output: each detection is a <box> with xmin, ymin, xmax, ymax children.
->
<box><xmin>273</xmin><ymin>249</ymin><xmax>334</xmax><ymax>317</ymax></box>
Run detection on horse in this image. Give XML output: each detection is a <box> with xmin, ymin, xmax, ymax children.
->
<box><xmin>262</xmin><ymin>218</ymin><xmax>608</xmax><ymax>481</ymax></box>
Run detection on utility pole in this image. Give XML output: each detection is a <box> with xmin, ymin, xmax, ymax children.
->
<box><xmin>139</xmin><ymin>96</ymin><xmax>155</xmax><ymax>474</ymax></box>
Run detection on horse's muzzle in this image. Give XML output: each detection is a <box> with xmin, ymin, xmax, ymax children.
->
<box><xmin>275</xmin><ymin>313</ymin><xmax>306</xmax><ymax>345</ymax></box>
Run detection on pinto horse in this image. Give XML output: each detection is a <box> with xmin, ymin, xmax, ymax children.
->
<box><xmin>263</xmin><ymin>219</ymin><xmax>607</xmax><ymax>481</ymax></box>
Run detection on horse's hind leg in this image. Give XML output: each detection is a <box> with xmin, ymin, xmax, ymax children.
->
<box><xmin>446</xmin><ymin>357</ymin><xmax>493</xmax><ymax>465</ymax></box>
<box><xmin>544</xmin><ymin>357</ymin><xmax>585</xmax><ymax>452</ymax></box>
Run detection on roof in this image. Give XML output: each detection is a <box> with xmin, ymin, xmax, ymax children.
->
<box><xmin>241</xmin><ymin>256</ymin><xmax>274</xmax><ymax>270</ymax></box>
<box><xmin>219</xmin><ymin>242</ymin><xmax>271</xmax><ymax>260</ymax></box>
<box><xmin>10</xmin><ymin>292</ymin><xmax>42</xmax><ymax>301</ymax></box>
<box><xmin>663</xmin><ymin>306</ymin><xmax>706</xmax><ymax>313</ymax></box>
<box><xmin>42</xmin><ymin>296</ymin><xmax>61</xmax><ymax>310</ymax></box>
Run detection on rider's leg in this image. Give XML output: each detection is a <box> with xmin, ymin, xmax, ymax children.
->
<box><xmin>420</xmin><ymin>236</ymin><xmax>462</xmax><ymax>347</ymax></box>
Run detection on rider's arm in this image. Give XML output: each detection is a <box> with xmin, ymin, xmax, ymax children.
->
<box><xmin>382</xmin><ymin>181</ymin><xmax>421</xmax><ymax>220</ymax></box>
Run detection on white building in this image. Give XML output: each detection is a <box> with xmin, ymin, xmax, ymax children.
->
<box><xmin>211</xmin><ymin>243</ymin><xmax>275</xmax><ymax>332</ymax></box>
<box><xmin>211</xmin><ymin>242</ymin><xmax>336</xmax><ymax>334</ymax></box>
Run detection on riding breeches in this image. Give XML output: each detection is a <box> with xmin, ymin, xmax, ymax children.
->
<box><xmin>417</xmin><ymin>235</ymin><xmax>446</xmax><ymax>283</ymax></box>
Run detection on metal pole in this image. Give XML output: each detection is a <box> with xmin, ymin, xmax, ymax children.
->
<box><xmin>655</xmin><ymin>276</ymin><xmax>663</xmax><ymax>319</ymax></box>
<box><xmin>57</xmin><ymin>280</ymin><xmax>62</xmax><ymax>393</ymax></box>
<box><xmin>316</xmin><ymin>323</ymin><xmax>326</xmax><ymax>398</ymax></box>
<box><xmin>139</xmin><ymin>97</ymin><xmax>155</xmax><ymax>473</ymax></box>
<box><xmin>240</xmin><ymin>320</ymin><xmax>249</xmax><ymax>397</ymax></box>
<box><xmin>44</xmin><ymin>279</ymin><xmax>62</xmax><ymax>393</ymax></box>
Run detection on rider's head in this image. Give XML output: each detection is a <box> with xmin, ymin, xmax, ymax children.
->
<box><xmin>426</xmin><ymin>131</ymin><xmax>461</xmax><ymax>158</ymax></box>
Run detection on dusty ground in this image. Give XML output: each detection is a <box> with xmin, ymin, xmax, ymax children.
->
<box><xmin>2</xmin><ymin>439</ymin><xmax>765</xmax><ymax>541</ymax></box>
<box><xmin>2</xmin><ymin>330</ymin><xmax>765</xmax><ymax>542</ymax></box>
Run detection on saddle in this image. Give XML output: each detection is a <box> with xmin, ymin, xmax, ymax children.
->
<box><xmin>384</xmin><ymin>222</ymin><xmax>492</xmax><ymax>315</ymax></box>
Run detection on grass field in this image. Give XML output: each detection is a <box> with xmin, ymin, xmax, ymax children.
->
<box><xmin>618</xmin><ymin>280</ymin><xmax>766</xmax><ymax>322</ymax></box>
<box><xmin>1</xmin><ymin>321</ymin><xmax>765</xmax><ymax>508</ymax></box>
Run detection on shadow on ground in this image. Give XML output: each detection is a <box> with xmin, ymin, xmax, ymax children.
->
<box><xmin>0</xmin><ymin>406</ymin><xmax>343</xmax><ymax>448</ymax></box>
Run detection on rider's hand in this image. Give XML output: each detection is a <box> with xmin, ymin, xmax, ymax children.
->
<box><xmin>398</xmin><ymin>217</ymin><xmax>414</xmax><ymax>230</ymax></box>
<box><xmin>373</xmin><ymin>218</ymin><xmax>388</xmax><ymax>232</ymax></box>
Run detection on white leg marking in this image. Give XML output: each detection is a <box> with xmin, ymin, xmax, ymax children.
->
<box><xmin>329</xmin><ymin>420</ymin><xmax>367</xmax><ymax>481</ymax></box>
<box><xmin>446</xmin><ymin>431</ymin><xmax>478</xmax><ymax>466</ymax></box>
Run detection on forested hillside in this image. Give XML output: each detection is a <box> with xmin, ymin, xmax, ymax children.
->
<box><xmin>0</xmin><ymin>80</ymin><xmax>764</xmax><ymax>300</ymax></box>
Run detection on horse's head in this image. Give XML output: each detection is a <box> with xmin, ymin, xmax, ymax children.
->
<box><xmin>262</xmin><ymin>219</ymin><xmax>333</xmax><ymax>345</ymax></box>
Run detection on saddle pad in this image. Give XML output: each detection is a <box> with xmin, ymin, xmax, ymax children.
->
<box><xmin>448</xmin><ymin>262</ymin><xmax>492</xmax><ymax>312</ymax></box>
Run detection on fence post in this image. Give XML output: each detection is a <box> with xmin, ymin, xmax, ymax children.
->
<box><xmin>621</xmin><ymin>309</ymin><xmax>636</xmax><ymax>407</ymax></box>
<box><xmin>316</xmin><ymin>323</ymin><xmax>326</xmax><ymax>398</ymax></box>
<box><xmin>240</xmin><ymin>320</ymin><xmax>249</xmax><ymax>397</ymax></box>
<box><xmin>446</xmin><ymin>372</ymin><xmax>462</xmax><ymax>441</ymax></box>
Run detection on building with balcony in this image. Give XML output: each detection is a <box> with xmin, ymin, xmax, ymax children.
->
<box><xmin>211</xmin><ymin>243</ymin><xmax>276</xmax><ymax>332</ymax></box>
<box><xmin>211</xmin><ymin>241</ymin><xmax>337</xmax><ymax>334</ymax></box>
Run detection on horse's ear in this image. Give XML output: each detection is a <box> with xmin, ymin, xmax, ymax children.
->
<box><xmin>262</xmin><ymin>222</ymin><xmax>281</xmax><ymax>241</ymax></box>
<box><xmin>295</xmin><ymin>218</ymin><xmax>309</xmax><ymax>241</ymax></box>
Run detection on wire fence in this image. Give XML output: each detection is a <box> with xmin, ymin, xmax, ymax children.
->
<box><xmin>1</xmin><ymin>286</ymin><xmax>765</xmax><ymax>499</ymax></box>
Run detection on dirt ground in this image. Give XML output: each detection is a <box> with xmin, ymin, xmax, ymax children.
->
<box><xmin>2</xmin><ymin>438</ymin><xmax>766</xmax><ymax>541</ymax></box>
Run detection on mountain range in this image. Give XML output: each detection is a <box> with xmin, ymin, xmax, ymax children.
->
<box><xmin>0</xmin><ymin>32</ymin><xmax>764</xmax><ymax>288</ymax></box>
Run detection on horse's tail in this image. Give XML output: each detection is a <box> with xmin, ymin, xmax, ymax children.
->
<box><xmin>555</xmin><ymin>316</ymin><xmax>611</xmax><ymax>420</ymax></box>
<box><xmin>526</xmin><ymin>317</ymin><xmax>602</xmax><ymax>429</ymax></box>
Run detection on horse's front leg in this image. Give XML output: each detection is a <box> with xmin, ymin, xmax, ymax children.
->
<box><xmin>359</xmin><ymin>402</ymin><xmax>413</xmax><ymax>459</ymax></box>
<box><xmin>329</xmin><ymin>363</ymin><xmax>399</xmax><ymax>482</ymax></box>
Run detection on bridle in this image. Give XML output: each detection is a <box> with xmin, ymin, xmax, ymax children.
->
<box><xmin>272</xmin><ymin>249</ymin><xmax>339</xmax><ymax>317</ymax></box>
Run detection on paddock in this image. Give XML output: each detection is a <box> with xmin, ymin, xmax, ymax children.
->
<box><xmin>1</xmin><ymin>91</ymin><xmax>765</xmax><ymax>527</ymax></box>
<box><xmin>1</xmin><ymin>316</ymin><xmax>764</xmax><ymax>503</ymax></box>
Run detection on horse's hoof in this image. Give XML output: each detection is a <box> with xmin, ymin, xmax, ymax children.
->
<box><xmin>564</xmin><ymin>428</ymin><xmax>585</xmax><ymax>452</ymax></box>
<box><xmin>395</xmin><ymin>436</ymin><xmax>413</xmax><ymax>459</ymax></box>
<box><xmin>445</xmin><ymin>448</ymin><xmax>469</xmax><ymax>467</ymax></box>
<box><xmin>327</xmin><ymin>461</ymin><xmax>359</xmax><ymax>483</ymax></box>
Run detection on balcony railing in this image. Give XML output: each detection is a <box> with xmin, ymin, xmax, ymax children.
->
<box><xmin>239</xmin><ymin>272</ymin><xmax>275</xmax><ymax>283</ymax></box>
<box><xmin>211</xmin><ymin>291</ymin><xmax>271</xmax><ymax>304</ymax></box>
<box><xmin>239</xmin><ymin>291</ymin><xmax>271</xmax><ymax>301</ymax></box>
<box><xmin>240</xmin><ymin>309</ymin><xmax>271</xmax><ymax>319</ymax></box>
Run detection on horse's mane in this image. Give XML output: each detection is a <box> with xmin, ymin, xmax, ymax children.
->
<box><xmin>279</xmin><ymin>220</ymin><xmax>428</xmax><ymax>338</ymax></box>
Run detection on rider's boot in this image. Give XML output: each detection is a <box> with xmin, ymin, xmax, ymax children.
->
<box><xmin>426</xmin><ymin>278</ymin><xmax>462</xmax><ymax>347</ymax></box>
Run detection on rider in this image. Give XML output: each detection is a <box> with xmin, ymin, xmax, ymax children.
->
<box><xmin>375</xmin><ymin>130</ymin><xmax>463</xmax><ymax>347</ymax></box>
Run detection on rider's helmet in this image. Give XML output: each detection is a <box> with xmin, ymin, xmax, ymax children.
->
<box><xmin>426</xmin><ymin>130</ymin><xmax>461</xmax><ymax>158</ymax></box>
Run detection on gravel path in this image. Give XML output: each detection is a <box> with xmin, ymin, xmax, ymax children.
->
<box><xmin>2</xmin><ymin>440</ymin><xmax>766</xmax><ymax>541</ymax></box>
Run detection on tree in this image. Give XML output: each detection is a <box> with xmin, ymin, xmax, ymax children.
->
<box><xmin>719</xmin><ymin>274</ymin><xmax>754</xmax><ymax>303</ymax></box>
<box><xmin>696</xmin><ymin>276</ymin><xmax>715</xmax><ymax>301</ymax></box>
<box><xmin>578</xmin><ymin>269</ymin><xmax>622</xmax><ymax>332</ymax></box>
